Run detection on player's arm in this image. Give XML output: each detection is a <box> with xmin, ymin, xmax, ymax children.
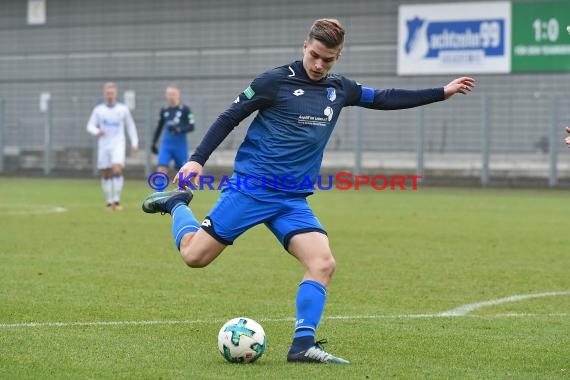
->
<box><xmin>169</xmin><ymin>106</ymin><xmax>195</xmax><ymax>134</ymax></box>
<box><xmin>174</xmin><ymin>72</ymin><xmax>277</xmax><ymax>185</ymax></box>
<box><xmin>360</xmin><ymin>87</ymin><xmax>444</xmax><ymax>110</ymax></box>
<box><xmin>347</xmin><ymin>77</ymin><xmax>475</xmax><ymax>110</ymax></box>
<box><xmin>124</xmin><ymin>107</ymin><xmax>139</xmax><ymax>151</ymax></box>
<box><xmin>86</xmin><ymin>108</ymin><xmax>103</xmax><ymax>136</ymax></box>
<box><xmin>152</xmin><ymin>109</ymin><xmax>165</xmax><ymax>154</ymax></box>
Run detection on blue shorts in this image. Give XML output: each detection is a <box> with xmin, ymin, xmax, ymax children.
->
<box><xmin>202</xmin><ymin>186</ymin><xmax>326</xmax><ymax>249</ymax></box>
<box><xmin>157</xmin><ymin>144</ymin><xmax>188</xmax><ymax>169</ymax></box>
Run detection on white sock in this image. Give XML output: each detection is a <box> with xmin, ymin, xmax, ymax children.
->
<box><xmin>112</xmin><ymin>175</ymin><xmax>124</xmax><ymax>203</ymax></box>
<box><xmin>101</xmin><ymin>177</ymin><xmax>113</xmax><ymax>205</ymax></box>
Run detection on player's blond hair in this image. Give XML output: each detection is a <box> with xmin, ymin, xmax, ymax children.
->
<box><xmin>103</xmin><ymin>82</ymin><xmax>117</xmax><ymax>91</ymax></box>
<box><xmin>166</xmin><ymin>84</ymin><xmax>181</xmax><ymax>93</ymax></box>
<box><xmin>308</xmin><ymin>19</ymin><xmax>345</xmax><ymax>49</ymax></box>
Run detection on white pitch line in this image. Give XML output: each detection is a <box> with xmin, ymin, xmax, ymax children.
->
<box><xmin>0</xmin><ymin>312</ymin><xmax>568</xmax><ymax>330</ymax></box>
<box><xmin>490</xmin><ymin>313</ymin><xmax>568</xmax><ymax>317</ymax></box>
<box><xmin>4</xmin><ymin>206</ymin><xmax>67</xmax><ymax>215</ymax></box>
<box><xmin>2</xmin><ymin>290</ymin><xmax>569</xmax><ymax>329</ymax></box>
<box><xmin>0</xmin><ymin>315</ymin><xmax>445</xmax><ymax>329</ymax></box>
<box><xmin>0</xmin><ymin>318</ymin><xmax>227</xmax><ymax>329</ymax></box>
<box><xmin>438</xmin><ymin>290</ymin><xmax>570</xmax><ymax>317</ymax></box>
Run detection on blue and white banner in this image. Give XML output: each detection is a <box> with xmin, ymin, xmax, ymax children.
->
<box><xmin>398</xmin><ymin>2</ymin><xmax>511</xmax><ymax>75</ymax></box>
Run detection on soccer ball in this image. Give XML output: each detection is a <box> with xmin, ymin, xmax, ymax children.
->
<box><xmin>217</xmin><ymin>317</ymin><xmax>266</xmax><ymax>363</ymax></box>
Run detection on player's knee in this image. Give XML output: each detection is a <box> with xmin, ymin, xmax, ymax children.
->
<box><xmin>180</xmin><ymin>251</ymin><xmax>211</xmax><ymax>268</ymax></box>
<box><xmin>312</xmin><ymin>252</ymin><xmax>336</xmax><ymax>279</ymax></box>
<box><xmin>179</xmin><ymin>240</ymin><xmax>212</xmax><ymax>268</ymax></box>
<box><xmin>112</xmin><ymin>164</ymin><xmax>122</xmax><ymax>174</ymax></box>
<box><xmin>322</xmin><ymin>254</ymin><xmax>336</xmax><ymax>277</ymax></box>
<box><xmin>182</xmin><ymin>255</ymin><xmax>207</xmax><ymax>268</ymax></box>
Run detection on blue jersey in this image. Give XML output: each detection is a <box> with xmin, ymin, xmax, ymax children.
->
<box><xmin>232</xmin><ymin>61</ymin><xmax>361</xmax><ymax>191</ymax></box>
<box><xmin>191</xmin><ymin>60</ymin><xmax>444</xmax><ymax>194</ymax></box>
<box><xmin>153</xmin><ymin>104</ymin><xmax>195</xmax><ymax>147</ymax></box>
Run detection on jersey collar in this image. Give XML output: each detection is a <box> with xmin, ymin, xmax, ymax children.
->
<box><xmin>292</xmin><ymin>60</ymin><xmax>313</xmax><ymax>81</ymax></box>
<box><xmin>292</xmin><ymin>60</ymin><xmax>329</xmax><ymax>83</ymax></box>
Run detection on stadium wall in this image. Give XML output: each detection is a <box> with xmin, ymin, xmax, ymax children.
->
<box><xmin>0</xmin><ymin>0</ymin><xmax>569</xmax><ymax>185</ymax></box>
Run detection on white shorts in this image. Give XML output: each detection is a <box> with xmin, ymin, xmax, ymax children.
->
<box><xmin>97</xmin><ymin>142</ymin><xmax>126</xmax><ymax>169</ymax></box>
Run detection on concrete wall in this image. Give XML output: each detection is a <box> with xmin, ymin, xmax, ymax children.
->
<box><xmin>0</xmin><ymin>0</ymin><xmax>569</xmax><ymax>177</ymax></box>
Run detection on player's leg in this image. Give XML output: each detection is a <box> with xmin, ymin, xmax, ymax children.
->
<box><xmin>287</xmin><ymin>232</ymin><xmax>335</xmax><ymax>344</ymax></box>
<box><xmin>289</xmin><ymin>232</ymin><xmax>336</xmax><ymax>285</ymax></box>
<box><xmin>156</xmin><ymin>165</ymin><xmax>169</xmax><ymax>174</ymax></box>
<box><xmin>98</xmin><ymin>143</ymin><xmax>114</xmax><ymax>210</ymax></box>
<box><xmin>156</xmin><ymin>144</ymin><xmax>172</xmax><ymax>174</ymax></box>
<box><xmin>143</xmin><ymin>185</ymin><xmax>272</xmax><ymax>268</ymax></box>
<box><xmin>266</xmin><ymin>201</ymin><xmax>348</xmax><ymax>364</ymax></box>
<box><xmin>111</xmin><ymin>163</ymin><xmax>124</xmax><ymax>210</ymax></box>
<box><xmin>172</xmin><ymin>144</ymin><xmax>188</xmax><ymax>172</ymax></box>
<box><xmin>110</xmin><ymin>143</ymin><xmax>126</xmax><ymax>210</ymax></box>
<box><xmin>288</xmin><ymin>234</ymin><xmax>347</xmax><ymax>364</ymax></box>
<box><xmin>178</xmin><ymin>186</ymin><xmax>278</xmax><ymax>267</ymax></box>
<box><xmin>172</xmin><ymin>198</ymin><xmax>226</xmax><ymax>268</ymax></box>
<box><xmin>178</xmin><ymin>229</ymin><xmax>226</xmax><ymax>268</ymax></box>
<box><xmin>142</xmin><ymin>186</ymin><xmax>217</xmax><ymax>265</ymax></box>
<box><xmin>100</xmin><ymin>168</ymin><xmax>113</xmax><ymax>210</ymax></box>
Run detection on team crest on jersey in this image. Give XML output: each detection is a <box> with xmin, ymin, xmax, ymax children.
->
<box><xmin>326</xmin><ymin>87</ymin><xmax>336</xmax><ymax>102</ymax></box>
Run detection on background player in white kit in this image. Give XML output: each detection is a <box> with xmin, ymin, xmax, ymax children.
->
<box><xmin>87</xmin><ymin>82</ymin><xmax>139</xmax><ymax>211</ymax></box>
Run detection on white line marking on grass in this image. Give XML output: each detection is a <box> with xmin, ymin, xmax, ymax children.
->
<box><xmin>490</xmin><ymin>313</ymin><xmax>568</xmax><ymax>317</ymax></box>
<box><xmin>0</xmin><ymin>318</ymin><xmax>259</xmax><ymax>329</ymax></box>
<box><xmin>438</xmin><ymin>291</ymin><xmax>570</xmax><ymax>317</ymax></box>
<box><xmin>324</xmin><ymin>314</ymin><xmax>437</xmax><ymax>320</ymax></box>
<box><xmin>0</xmin><ymin>315</ymin><xmax>443</xmax><ymax>329</ymax></box>
<box><xmin>2</xmin><ymin>290</ymin><xmax>569</xmax><ymax>329</ymax></box>
<box><xmin>0</xmin><ymin>312</ymin><xmax>568</xmax><ymax>330</ymax></box>
<box><xmin>0</xmin><ymin>319</ymin><xmax>227</xmax><ymax>329</ymax></box>
<box><xmin>3</xmin><ymin>206</ymin><xmax>67</xmax><ymax>215</ymax></box>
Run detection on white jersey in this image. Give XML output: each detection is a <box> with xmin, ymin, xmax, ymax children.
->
<box><xmin>86</xmin><ymin>102</ymin><xmax>139</xmax><ymax>148</ymax></box>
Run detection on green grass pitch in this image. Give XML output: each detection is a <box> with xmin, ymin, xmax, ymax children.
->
<box><xmin>0</xmin><ymin>178</ymin><xmax>569</xmax><ymax>379</ymax></box>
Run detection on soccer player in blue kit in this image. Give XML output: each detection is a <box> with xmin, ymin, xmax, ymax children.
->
<box><xmin>151</xmin><ymin>85</ymin><xmax>195</xmax><ymax>173</ymax></box>
<box><xmin>143</xmin><ymin>19</ymin><xmax>475</xmax><ymax>363</ymax></box>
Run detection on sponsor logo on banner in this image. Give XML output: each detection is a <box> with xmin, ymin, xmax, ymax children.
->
<box><xmin>398</xmin><ymin>2</ymin><xmax>511</xmax><ymax>75</ymax></box>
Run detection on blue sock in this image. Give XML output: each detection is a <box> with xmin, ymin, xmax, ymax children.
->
<box><xmin>171</xmin><ymin>204</ymin><xmax>200</xmax><ymax>249</ymax></box>
<box><xmin>291</xmin><ymin>280</ymin><xmax>327</xmax><ymax>350</ymax></box>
